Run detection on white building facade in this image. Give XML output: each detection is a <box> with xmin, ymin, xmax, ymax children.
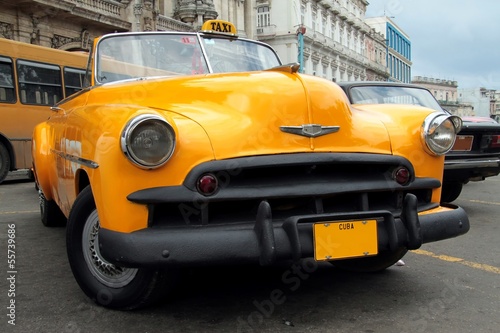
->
<box><xmin>0</xmin><ymin>0</ymin><xmax>389</xmax><ymax>82</ymax></box>
<box><xmin>252</xmin><ymin>0</ymin><xmax>389</xmax><ymax>82</ymax></box>
<box><xmin>459</xmin><ymin>88</ymin><xmax>498</xmax><ymax>118</ymax></box>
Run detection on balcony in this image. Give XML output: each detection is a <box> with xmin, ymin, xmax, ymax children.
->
<box><xmin>364</xmin><ymin>59</ymin><xmax>390</xmax><ymax>76</ymax></box>
<box><xmin>438</xmin><ymin>100</ymin><xmax>459</xmax><ymax>104</ymax></box>
<box><xmin>66</xmin><ymin>0</ymin><xmax>130</xmax><ymax>29</ymax></box>
<box><xmin>5</xmin><ymin>0</ymin><xmax>132</xmax><ymax>30</ymax></box>
<box><xmin>68</xmin><ymin>0</ymin><xmax>123</xmax><ymax>17</ymax></box>
<box><xmin>338</xmin><ymin>7</ymin><xmax>348</xmax><ymax>20</ymax></box>
<box><xmin>331</xmin><ymin>42</ymin><xmax>344</xmax><ymax>53</ymax></box>
<box><xmin>256</xmin><ymin>25</ymin><xmax>276</xmax><ymax>38</ymax></box>
<box><xmin>157</xmin><ymin>15</ymin><xmax>194</xmax><ymax>32</ymax></box>
<box><xmin>320</xmin><ymin>0</ymin><xmax>334</xmax><ymax>9</ymax></box>
<box><xmin>346</xmin><ymin>12</ymin><xmax>356</xmax><ymax>25</ymax></box>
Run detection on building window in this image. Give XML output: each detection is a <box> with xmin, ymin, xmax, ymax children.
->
<box><xmin>0</xmin><ymin>56</ymin><xmax>16</xmax><ymax>103</ymax></box>
<box><xmin>257</xmin><ymin>5</ymin><xmax>271</xmax><ymax>27</ymax></box>
<box><xmin>312</xmin><ymin>10</ymin><xmax>318</xmax><ymax>32</ymax></box>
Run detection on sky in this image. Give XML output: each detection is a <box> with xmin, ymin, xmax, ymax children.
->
<box><xmin>365</xmin><ymin>0</ymin><xmax>500</xmax><ymax>90</ymax></box>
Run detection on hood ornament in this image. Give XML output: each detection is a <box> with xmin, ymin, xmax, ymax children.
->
<box><xmin>280</xmin><ymin>124</ymin><xmax>340</xmax><ymax>138</ymax></box>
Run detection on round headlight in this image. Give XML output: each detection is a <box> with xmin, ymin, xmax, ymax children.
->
<box><xmin>121</xmin><ymin>114</ymin><xmax>175</xmax><ymax>168</ymax></box>
<box><xmin>421</xmin><ymin>113</ymin><xmax>458</xmax><ymax>156</ymax></box>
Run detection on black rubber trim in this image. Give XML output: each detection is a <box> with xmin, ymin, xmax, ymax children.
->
<box><xmin>99</xmin><ymin>196</ymin><xmax>469</xmax><ymax>268</ymax></box>
<box><xmin>127</xmin><ymin>178</ymin><xmax>440</xmax><ymax>204</ymax></box>
<box><xmin>182</xmin><ymin>153</ymin><xmax>416</xmax><ymax>191</ymax></box>
<box><xmin>254</xmin><ymin>201</ymin><xmax>276</xmax><ymax>266</ymax></box>
<box><xmin>401</xmin><ymin>194</ymin><xmax>422</xmax><ymax>250</ymax></box>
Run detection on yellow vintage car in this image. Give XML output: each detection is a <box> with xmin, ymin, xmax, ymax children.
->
<box><xmin>32</xmin><ymin>20</ymin><xmax>469</xmax><ymax>309</ymax></box>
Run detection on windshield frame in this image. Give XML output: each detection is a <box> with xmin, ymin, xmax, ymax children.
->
<box><xmin>92</xmin><ymin>31</ymin><xmax>282</xmax><ymax>85</ymax></box>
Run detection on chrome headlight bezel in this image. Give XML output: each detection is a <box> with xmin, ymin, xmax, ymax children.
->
<box><xmin>120</xmin><ymin>114</ymin><xmax>176</xmax><ymax>169</ymax></box>
<box><xmin>421</xmin><ymin>112</ymin><xmax>462</xmax><ymax>156</ymax></box>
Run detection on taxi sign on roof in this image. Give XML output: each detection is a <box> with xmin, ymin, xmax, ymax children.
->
<box><xmin>201</xmin><ymin>20</ymin><xmax>237</xmax><ymax>36</ymax></box>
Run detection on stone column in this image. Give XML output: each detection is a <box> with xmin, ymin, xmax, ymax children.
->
<box><xmin>244</xmin><ymin>0</ymin><xmax>255</xmax><ymax>39</ymax></box>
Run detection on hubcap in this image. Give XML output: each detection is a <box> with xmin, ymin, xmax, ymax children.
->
<box><xmin>39</xmin><ymin>190</ymin><xmax>45</xmax><ymax>217</ymax></box>
<box><xmin>82</xmin><ymin>210</ymin><xmax>138</xmax><ymax>288</ymax></box>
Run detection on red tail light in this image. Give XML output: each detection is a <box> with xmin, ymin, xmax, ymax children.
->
<box><xmin>489</xmin><ymin>135</ymin><xmax>500</xmax><ymax>148</ymax></box>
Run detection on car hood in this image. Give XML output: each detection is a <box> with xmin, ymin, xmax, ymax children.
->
<box><xmin>87</xmin><ymin>72</ymin><xmax>393</xmax><ymax>160</ymax></box>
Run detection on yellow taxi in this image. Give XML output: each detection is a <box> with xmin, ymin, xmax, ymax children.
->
<box><xmin>32</xmin><ymin>20</ymin><xmax>469</xmax><ymax>309</ymax></box>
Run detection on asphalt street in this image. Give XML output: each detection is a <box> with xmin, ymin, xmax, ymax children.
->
<box><xmin>0</xmin><ymin>170</ymin><xmax>499</xmax><ymax>333</ymax></box>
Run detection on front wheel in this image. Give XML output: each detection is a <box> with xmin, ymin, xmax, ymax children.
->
<box><xmin>66</xmin><ymin>186</ymin><xmax>178</xmax><ymax>309</ymax></box>
<box><xmin>329</xmin><ymin>248</ymin><xmax>408</xmax><ymax>273</ymax></box>
<box><xmin>0</xmin><ymin>142</ymin><xmax>10</xmax><ymax>184</ymax></box>
<box><xmin>441</xmin><ymin>181</ymin><xmax>463</xmax><ymax>203</ymax></box>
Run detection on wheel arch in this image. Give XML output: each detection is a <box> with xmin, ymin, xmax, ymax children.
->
<box><xmin>31</xmin><ymin>124</ymin><xmax>53</xmax><ymax>199</ymax></box>
<box><xmin>76</xmin><ymin>169</ymin><xmax>91</xmax><ymax>196</ymax></box>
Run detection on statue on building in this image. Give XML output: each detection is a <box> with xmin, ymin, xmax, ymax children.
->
<box><xmin>174</xmin><ymin>0</ymin><xmax>218</xmax><ymax>28</ymax></box>
<box><xmin>30</xmin><ymin>15</ymin><xmax>40</xmax><ymax>45</ymax></box>
<box><xmin>133</xmin><ymin>0</ymin><xmax>158</xmax><ymax>32</ymax></box>
<box><xmin>0</xmin><ymin>22</ymin><xmax>13</xmax><ymax>39</ymax></box>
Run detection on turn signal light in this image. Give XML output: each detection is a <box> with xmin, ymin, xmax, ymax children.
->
<box><xmin>393</xmin><ymin>167</ymin><xmax>410</xmax><ymax>185</ymax></box>
<box><xmin>197</xmin><ymin>174</ymin><xmax>218</xmax><ymax>195</ymax></box>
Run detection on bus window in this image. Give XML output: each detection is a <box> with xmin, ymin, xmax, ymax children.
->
<box><xmin>64</xmin><ymin>67</ymin><xmax>86</xmax><ymax>97</ymax></box>
<box><xmin>0</xmin><ymin>56</ymin><xmax>16</xmax><ymax>103</ymax></box>
<box><xmin>16</xmin><ymin>60</ymin><xmax>62</xmax><ymax>105</ymax></box>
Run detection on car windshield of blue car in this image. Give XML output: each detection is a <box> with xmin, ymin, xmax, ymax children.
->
<box><xmin>348</xmin><ymin>86</ymin><xmax>443</xmax><ymax>111</ymax></box>
<box><xmin>95</xmin><ymin>33</ymin><xmax>281</xmax><ymax>84</ymax></box>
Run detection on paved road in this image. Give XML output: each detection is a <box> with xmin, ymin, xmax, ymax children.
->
<box><xmin>1</xmin><ymin>171</ymin><xmax>499</xmax><ymax>333</ymax></box>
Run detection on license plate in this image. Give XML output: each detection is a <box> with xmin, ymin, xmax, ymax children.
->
<box><xmin>313</xmin><ymin>219</ymin><xmax>378</xmax><ymax>261</ymax></box>
<box><xmin>452</xmin><ymin>135</ymin><xmax>473</xmax><ymax>151</ymax></box>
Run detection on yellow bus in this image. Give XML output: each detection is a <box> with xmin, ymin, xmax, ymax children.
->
<box><xmin>0</xmin><ymin>38</ymin><xmax>88</xmax><ymax>183</ymax></box>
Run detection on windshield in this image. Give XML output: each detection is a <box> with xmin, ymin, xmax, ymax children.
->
<box><xmin>95</xmin><ymin>33</ymin><xmax>281</xmax><ymax>84</ymax></box>
<box><xmin>348</xmin><ymin>86</ymin><xmax>443</xmax><ymax>111</ymax></box>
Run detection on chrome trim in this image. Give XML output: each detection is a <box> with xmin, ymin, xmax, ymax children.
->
<box><xmin>444</xmin><ymin>157</ymin><xmax>500</xmax><ymax>170</ymax></box>
<box><xmin>120</xmin><ymin>114</ymin><xmax>176</xmax><ymax>169</ymax></box>
<box><xmin>449</xmin><ymin>115</ymin><xmax>463</xmax><ymax>133</ymax></box>
<box><xmin>280</xmin><ymin>124</ymin><xmax>340</xmax><ymax>138</ymax></box>
<box><xmin>50</xmin><ymin>106</ymin><xmax>64</xmax><ymax>113</ymax></box>
<box><xmin>51</xmin><ymin>150</ymin><xmax>99</xmax><ymax>169</ymax></box>
<box><xmin>9</xmin><ymin>138</ymin><xmax>30</xmax><ymax>142</ymax></box>
<box><xmin>421</xmin><ymin>112</ymin><xmax>458</xmax><ymax>156</ymax></box>
<box><xmin>267</xmin><ymin>63</ymin><xmax>300</xmax><ymax>74</ymax></box>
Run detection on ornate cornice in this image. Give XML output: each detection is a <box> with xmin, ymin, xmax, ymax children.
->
<box><xmin>51</xmin><ymin>30</ymin><xmax>91</xmax><ymax>50</ymax></box>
